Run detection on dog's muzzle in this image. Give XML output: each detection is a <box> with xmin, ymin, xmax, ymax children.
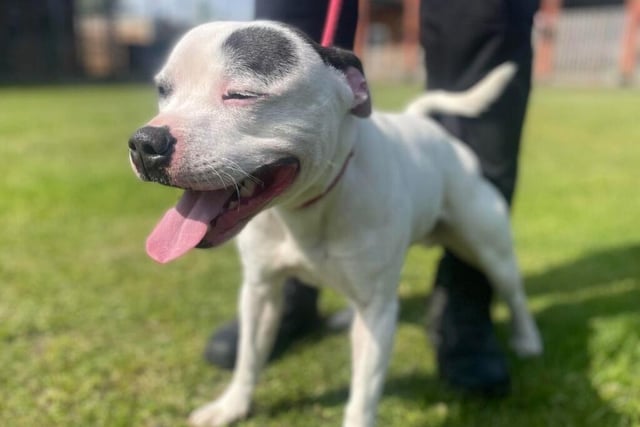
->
<box><xmin>128</xmin><ymin>125</ymin><xmax>176</xmax><ymax>184</ymax></box>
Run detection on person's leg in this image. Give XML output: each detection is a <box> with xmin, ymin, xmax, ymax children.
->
<box><xmin>205</xmin><ymin>0</ymin><xmax>359</xmax><ymax>369</ymax></box>
<box><xmin>422</xmin><ymin>0</ymin><xmax>536</xmax><ymax>202</ymax></box>
<box><xmin>420</xmin><ymin>0</ymin><xmax>538</xmax><ymax>394</ymax></box>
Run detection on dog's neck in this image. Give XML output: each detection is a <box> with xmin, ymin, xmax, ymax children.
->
<box><xmin>279</xmin><ymin>116</ymin><xmax>361</xmax><ymax>212</ymax></box>
<box><xmin>297</xmin><ymin>150</ymin><xmax>354</xmax><ymax>209</ymax></box>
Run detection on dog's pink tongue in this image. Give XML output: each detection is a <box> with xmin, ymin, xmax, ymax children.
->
<box><xmin>146</xmin><ymin>190</ymin><xmax>227</xmax><ymax>264</ymax></box>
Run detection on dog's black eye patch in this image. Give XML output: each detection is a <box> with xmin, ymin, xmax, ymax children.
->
<box><xmin>222</xmin><ymin>27</ymin><xmax>298</xmax><ymax>81</ymax></box>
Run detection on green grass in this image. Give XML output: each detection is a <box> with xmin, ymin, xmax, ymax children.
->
<box><xmin>1</xmin><ymin>82</ymin><xmax>639</xmax><ymax>427</ymax></box>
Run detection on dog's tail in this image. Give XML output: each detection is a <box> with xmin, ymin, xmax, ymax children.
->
<box><xmin>405</xmin><ymin>62</ymin><xmax>517</xmax><ymax>117</ymax></box>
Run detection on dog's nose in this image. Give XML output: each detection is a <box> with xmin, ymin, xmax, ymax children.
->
<box><xmin>128</xmin><ymin>126</ymin><xmax>176</xmax><ymax>173</ymax></box>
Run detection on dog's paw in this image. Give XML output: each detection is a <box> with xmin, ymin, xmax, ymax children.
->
<box><xmin>188</xmin><ymin>395</ymin><xmax>250</xmax><ymax>427</ymax></box>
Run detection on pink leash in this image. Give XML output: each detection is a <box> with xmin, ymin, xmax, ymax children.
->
<box><xmin>321</xmin><ymin>0</ymin><xmax>344</xmax><ymax>47</ymax></box>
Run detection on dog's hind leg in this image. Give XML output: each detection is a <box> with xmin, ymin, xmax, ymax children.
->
<box><xmin>189</xmin><ymin>276</ymin><xmax>284</xmax><ymax>427</ymax></box>
<box><xmin>477</xmin><ymin>250</ymin><xmax>543</xmax><ymax>357</ymax></box>
<box><xmin>440</xmin><ymin>228</ymin><xmax>542</xmax><ymax>357</ymax></box>
<box><xmin>436</xmin><ymin>184</ymin><xmax>542</xmax><ymax>358</ymax></box>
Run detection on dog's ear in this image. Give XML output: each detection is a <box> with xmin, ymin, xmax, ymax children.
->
<box><xmin>302</xmin><ymin>41</ymin><xmax>371</xmax><ymax>117</ymax></box>
<box><xmin>315</xmin><ymin>46</ymin><xmax>371</xmax><ymax>117</ymax></box>
<box><xmin>285</xmin><ymin>25</ymin><xmax>371</xmax><ymax>117</ymax></box>
<box><xmin>342</xmin><ymin>65</ymin><xmax>371</xmax><ymax>118</ymax></box>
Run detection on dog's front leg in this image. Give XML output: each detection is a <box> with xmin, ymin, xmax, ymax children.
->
<box><xmin>189</xmin><ymin>277</ymin><xmax>284</xmax><ymax>427</ymax></box>
<box><xmin>343</xmin><ymin>295</ymin><xmax>399</xmax><ymax>427</ymax></box>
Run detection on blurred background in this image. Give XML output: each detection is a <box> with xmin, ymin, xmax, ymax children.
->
<box><xmin>1</xmin><ymin>0</ymin><xmax>638</xmax><ymax>86</ymax></box>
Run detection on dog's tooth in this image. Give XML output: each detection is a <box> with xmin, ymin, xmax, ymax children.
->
<box><xmin>239</xmin><ymin>180</ymin><xmax>257</xmax><ymax>198</ymax></box>
<box><xmin>228</xmin><ymin>200</ymin><xmax>239</xmax><ymax>210</ymax></box>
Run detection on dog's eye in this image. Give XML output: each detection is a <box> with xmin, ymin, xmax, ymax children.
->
<box><xmin>157</xmin><ymin>83</ymin><xmax>172</xmax><ymax>99</ymax></box>
<box><xmin>222</xmin><ymin>91</ymin><xmax>261</xmax><ymax>101</ymax></box>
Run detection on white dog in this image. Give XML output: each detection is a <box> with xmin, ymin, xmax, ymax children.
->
<box><xmin>128</xmin><ymin>21</ymin><xmax>542</xmax><ymax>427</ymax></box>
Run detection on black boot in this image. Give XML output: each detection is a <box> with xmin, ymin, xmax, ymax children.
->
<box><xmin>428</xmin><ymin>253</ymin><xmax>511</xmax><ymax>397</ymax></box>
<box><xmin>204</xmin><ymin>278</ymin><xmax>322</xmax><ymax>370</ymax></box>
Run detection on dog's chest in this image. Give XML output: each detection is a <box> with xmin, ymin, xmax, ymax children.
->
<box><xmin>283</xmin><ymin>214</ymin><xmax>406</xmax><ymax>300</ymax></box>
<box><xmin>280</xmin><ymin>219</ymin><xmax>356</xmax><ymax>278</ymax></box>
<box><xmin>245</xmin><ymin>206</ymin><xmax>381</xmax><ymax>298</ymax></box>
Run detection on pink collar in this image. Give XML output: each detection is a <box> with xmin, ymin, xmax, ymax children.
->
<box><xmin>298</xmin><ymin>151</ymin><xmax>354</xmax><ymax>209</ymax></box>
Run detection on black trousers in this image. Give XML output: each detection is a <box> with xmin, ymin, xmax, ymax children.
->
<box><xmin>255</xmin><ymin>0</ymin><xmax>537</xmax><ymax>304</ymax></box>
<box><xmin>420</xmin><ymin>0</ymin><xmax>538</xmax><ymax>297</ymax></box>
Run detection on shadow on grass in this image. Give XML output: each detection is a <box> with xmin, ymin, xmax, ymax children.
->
<box><xmin>510</xmin><ymin>243</ymin><xmax>640</xmax><ymax>425</ymax></box>
<box><xmin>262</xmin><ymin>244</ymin><xmax>640</xmax><ymax>425</ymax></box>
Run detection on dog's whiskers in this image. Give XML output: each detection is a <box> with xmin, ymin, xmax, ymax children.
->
<box><xmin>209</xmin><ymin>166</ymin><xmax>231</xmax><ymax>190</ymax></box>
<box><xmin>222</xmin><ymin>158</ymin><xmax>263</xmax><ymax>186</ymax></box>
<box><xmin>221</xmin><ymin>170</ymin><xmax>242</xmax><ymax>205</ymax></box>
